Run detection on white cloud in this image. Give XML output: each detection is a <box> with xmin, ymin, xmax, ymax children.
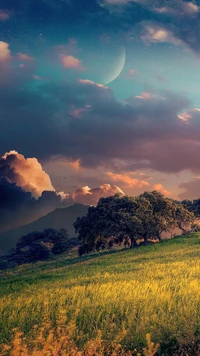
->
<box><xmin>141</xmin><ymin>25</ymin><xmax>185</xmax><ymax>47</ymax></box>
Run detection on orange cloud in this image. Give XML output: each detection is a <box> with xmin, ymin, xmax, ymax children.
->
<box><xmin>106</xmin><ymin>171</ymin><xmax>149</xmax><ymax>188</ymax></box>
<box><xmin>152</xmin><ymin>183</ymin><xmax>171</xmax><ymax>197</ymax></box>
<box><xmin>139</xmin><ymin>172</ymin><xmax>153</xmax><ymax>180</ymax></box>
<box><xmin>1</xmin><ymin>151</ymin><xmax>55</xmax><ymax>198</ymax></box>
<box><xmin>61</xmin><ymin>55</ymin><xmax>85</xmax><ymax>70</ymax></box>
<box><xmin>65</xmin><ymin>159</ymin><xmax>83</xmax><ymax>171</ymax></box>
<box><xmin>0</xmin><ymin>41</ymin><xmax>11</xmax><ymax>61</ymax></box>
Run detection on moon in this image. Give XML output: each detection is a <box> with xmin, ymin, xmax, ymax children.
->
<box><xmin>81</xmin><ymin>45</ymin><xmax>126</xmax><ymax>86</ymax></box>
<box><xmin>103</xmin><ymin>47</ymin><xmax>126</xmax><ymax>85</ymax></box>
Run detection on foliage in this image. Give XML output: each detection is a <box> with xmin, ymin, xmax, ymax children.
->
<box><xmin>0</xmin><ymin>259</ymin><xmax>10</xmax><ymax>271</ymax></box>
<box><xmin>182</xmin><ymin>198</ymin><xmax>200</xmax><ymax>217</ymax></box>
<box><xmin>0</xmin><ymin>234</ymin><xmax>199</xmax><ymax>355</ymax></box>
<box><xmin>74</xmin><ymin>191</ymin><xmax>194</xmax><ymax>254</ymax></box>
<box><xmin>3</xmin><ymin>228</ymin><xmax>71</xmax><ymax>264</ymax></box>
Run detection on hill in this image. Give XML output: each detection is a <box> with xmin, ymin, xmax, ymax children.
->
<box><xmin>0</xmin><ymin>203</ymin><xmax>89</xmax><ymax>255</ymax></box>
<box><xmin>0</xmin><ymin>234</ymin><xmax>199</xmax><ymax>355</ymax></box>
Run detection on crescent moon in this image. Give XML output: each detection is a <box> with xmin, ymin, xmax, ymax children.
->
<box><xmin>104</xmin><ymin>47</ymin><xmax>126</xmax><ymax>85</ymax></box>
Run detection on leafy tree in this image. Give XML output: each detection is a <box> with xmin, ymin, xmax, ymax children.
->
<box><xmin>0</xmin><ymin>259</ymin><xmax>10</xmax><ymax>272</ymax></box>
<box><xmin>174</xmin><ymin>203</ymin><xmax>194</xmax><ymax>233</ymax></box>
<box><xmin>28</xmin><ymin>242</ymin><xmax>54</xmax><ymax>262</ymax></box>
<box><xmin>15</xmin><ymin>228</ymin><xmax>70</xmax><ymax>263</ymax></box>
<box><xmin>74</xmin><ymin>191</ymin><xmax>195</xmax><ymax>255</ymax></box>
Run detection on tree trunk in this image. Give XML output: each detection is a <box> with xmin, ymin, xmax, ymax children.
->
<box><xmin>130</xmin><ymin>237</ymin><xmax>137</xmax><ymax>248</ymax></box>
<box><xmin>143</xmin><ymin>232</ymin><xmax>148</xmax><ymax>245</ymax></box>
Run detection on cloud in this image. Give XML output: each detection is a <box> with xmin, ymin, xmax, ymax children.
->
<box><xmin>179</xmin><ymin>178</ymin><xmax>200</xmax><ymax>200</ymax></box>
<box><xmin>72</xmin><ymin>184</ymin><xmax>124</xmax><ymax>205</ymax></box>
<box><xmin>152</xmin><ymin>183</ymin><xmax>171</xmax><ymax>197</ymax></box>
<box><xmin>32</xmin><ymin>74</ymin><xmax>42</xmax><ymax>80</ymax></box>
<box><xmin>135</xmin><ymin>91</ymin><xmax>155</xmax><ymax>99</ymax></box>
<box><xmin>0</xmin><ymin>151</ymin><xmax>54</xmax><ymax>198</ymax></box>
<box><xmin>105</xmin><ymin>171</ymin><xmax>149</xmax><ymax>188</ymax></box>
<box><xmin>0</xmin><ymin>41</ymin><xmax>11</xmax><ymax>61</ymax></box>
<box><xmin>2</xmin><ymin>57</ymin><xmax>200</xmax><ymax>174</ymax></box>
<box><xmin>61</xmin><ymin>55</ymin><xmax>85</xmax><ymax>70</ymax></box>
<box><xmin>100</xmin><ymin>0</ymin><xmax>130</xmax><ymax>4</ymax></box>
<box><xmin>17</xmin><ymin>53</ymin><xmax>34</xmax><ymax>61</ymax></box>
<box><xmin>102</xmin><ymin>0</ymin><xmax>199</xmax><ymax>15</ymax></box>
<box><xmin>0</xmin><ymin>9</ymin><xmax>11</xmax><ymax>21</ymax></box>
<box><xmin>141</xmin><ymin>25</ymin><xmax>185</xmax><ymax>47</ymax></box>
<box><xmin>100</xmin><ymin>0</ymin><xmax>200</xmax><ymax>53</ymax></box>
<box><xmin>78</xmin><ymin>79</ymin><xmax>108</xmax><ymax>89</ymax></box>
<box><xmin>0</xmin><ymin>150</ymin><xmax>126</xmax><ymax>233</ymax></box>
<box><xmin>0</xmin><ymin>177</ymin><xmax>62</xmax><ymax>233</ymax></box>
<box><xmin>65</xmin><ymin>159</ymin><xmax>83</xmax><ymax>171</ymax></box>
<box><xmin>128</xmin><ymin>69</ymin><xmax>137</xmax><ymax>77</ymax></box>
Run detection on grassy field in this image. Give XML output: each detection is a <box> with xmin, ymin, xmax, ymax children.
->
<box><xmin>0</xmin><ymin>234</ymin><xmax>200</xmax><ymax>355</ymax></box>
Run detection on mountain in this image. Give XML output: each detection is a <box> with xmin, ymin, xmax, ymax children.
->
<box><xmin>0</xmin><ymin>204</ymin><xmax>89</xmax><ymax>255</ymax></box>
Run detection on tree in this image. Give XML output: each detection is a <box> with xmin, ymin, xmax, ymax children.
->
<box><xmin>74</xmin><ymin>191</ymin><xmax>195</xmax><ymax>255</ymax></box>
<box><xmin>0</xmin><ymin>259</ymin><xmax>10</xmax><ymax>277</ymax></box>
<box><xmin>28</xmin><ymin>242</ymin><xmax>54</xmax><ymax>262</ymax></box>
<box><xmin>15</xmin><ymin>228</ymin><xmax>70</xmax><ymax>263</ymax></box>
<box><xmin>174</xmin><ymin>203</ymin><xmax>194</xmax><ymax>233</ymax></box>
<box><xmin>74</xmin><ymin>194</ymin><xmax>144</xmax><ymax>252</ymax></box>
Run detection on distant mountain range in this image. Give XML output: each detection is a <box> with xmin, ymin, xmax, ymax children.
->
<box><xmin>0</xmin><ymin>204</ymin><xmax>89</xmax><ymax>255</ymax></box>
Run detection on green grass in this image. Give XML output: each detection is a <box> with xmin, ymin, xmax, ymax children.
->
<box><xmin>0</xmin><ymin>234</ymin><xmax>200</xmax><ymax>355</ymax></box>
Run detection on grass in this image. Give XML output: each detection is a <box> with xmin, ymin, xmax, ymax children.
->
<box><xmin>0</xmin><ymin>234</ymin><xmax>200</xmax><ymax>355</ymax></box>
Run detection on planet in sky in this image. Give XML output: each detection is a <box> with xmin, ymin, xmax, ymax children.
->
<box><xmin>81</xmin><ymin>44</ymin><xmax>126</xmax><ymax>85</ymax></box>
<box><xmin>104</xmin><ymin>46</ymin><xmax>126</xmax><ymax>85</ymax></box>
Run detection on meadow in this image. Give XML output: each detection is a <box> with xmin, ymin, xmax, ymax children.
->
<box><xmin>0</xmin><ymin>234</ymin><xmax>199</xmax><ymax>355</ymax></box>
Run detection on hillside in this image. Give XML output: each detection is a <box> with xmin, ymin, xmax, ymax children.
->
<box><xmin>0</xmin><ymin>203</ymin><xmax>89</xmax><ymax>255</ymax></box>
<box><xmin>0</xmin><ymin>234</ymin><xmax>199</xmax><ymax>355</ymax></box>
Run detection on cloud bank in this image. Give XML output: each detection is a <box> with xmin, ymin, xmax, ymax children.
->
<box><xmin>0</xmin><ymin>151</ymin><xmax>125</xmax><ymax>233</ymax></box>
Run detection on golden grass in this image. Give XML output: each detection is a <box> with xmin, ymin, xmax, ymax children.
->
<box><xmin>0</xmin><ymin>234</ymin><xmax>199</xmax><ymax>355</ymax></box>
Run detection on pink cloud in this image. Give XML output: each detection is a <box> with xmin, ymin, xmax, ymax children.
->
<box><xmin>0</xmin><ymin>9</ymin><xmax>11</xmax><ymax>21</ymax></box>
<box><xmin>72</xmin><ymin>184</ymin><xmax>124</xmax><ymax>205</ymax></box>
<box><xmin>61</xmin><ymin>55</ymin><xmax>85</xmax><ymax>70</ymax></box>
<box><xmin>78</xmin><ymin>79</ymin><xmax>108</xmax><ymax>89</ymax></box>
<box><xmin>56</xmin><ymin>39</ymin><xmax>79</xmax><ymax>56</ymax></box>
<box><xmin>32</xmin><ymin>74</ymin><xmax>42</xmax><ymax>80</ymax></box>
<box><xmin>17</xmin><ymin>53</ymin><xmax>34</xmax><ymax>61</ymax></box>
<box><xmin>135</xmin><ymin>91</ymin><xmax>155</xmax><ymax>99</ymax></box>
<box><xmin>71</xmin><ymin>105</ymin><xmax>91</xmax><ymax>119</ymax></box>
<box><xmin>128</xmin><ymin>69</ymin><xmax>137</xmax><ymax>77</ymax></box>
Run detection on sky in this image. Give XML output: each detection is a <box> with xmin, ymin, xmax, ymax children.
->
<box><xmin>2</xmin><ymin>0</ymin><xmax>200</xmax><ymax>229</ymax></box>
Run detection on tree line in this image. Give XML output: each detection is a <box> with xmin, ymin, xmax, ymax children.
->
<box><xmin>0</xmin><ymin>191</ymin><xmax>198</xmax><ymax>270</ymax></box>
<box><xmin>74</xmin><ymin>191</ymin><xmax>195</xmax><ymax>256</ymax></box>
<box><xmin>0</xmin><ymin>228</ymin><xmax>77</xmax><ymax>270</ymax></box>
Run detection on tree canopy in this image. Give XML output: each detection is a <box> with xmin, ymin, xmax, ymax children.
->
<box><xmin>74</xmin><ymin>191</ymin><xmax>194</xmax><ymax>255</ymax></box>
<box><xmin>12</xmin><ymin>228</ymin><xmax>70</xmax><ymax>262</ymax></box>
